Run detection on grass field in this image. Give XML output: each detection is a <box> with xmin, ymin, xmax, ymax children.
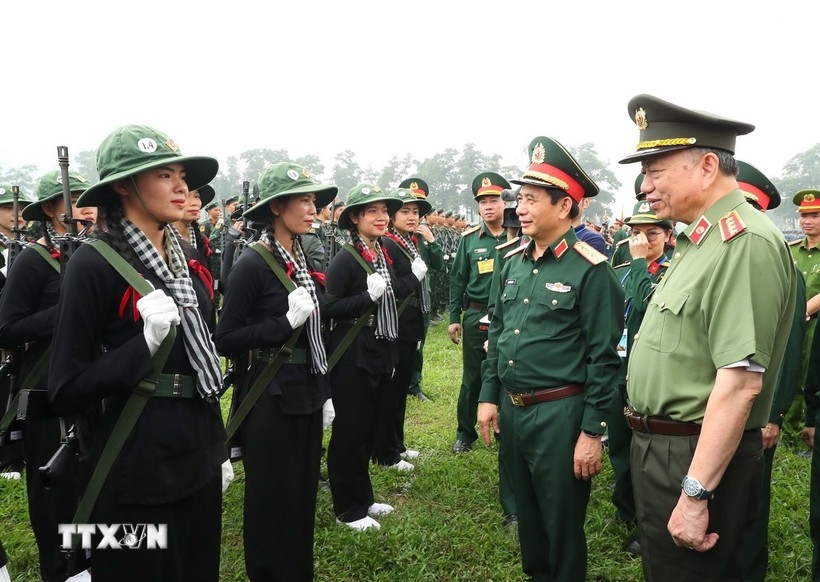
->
<box><xmin>1</xmin><ymin>319</ymin><xmax>814</xmax><ymax>580</ymax></box>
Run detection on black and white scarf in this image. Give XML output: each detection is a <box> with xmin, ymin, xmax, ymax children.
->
<box><xmin>350</xmin><ymin>231</ymin><xmax>398</xmax><ymax>340</ymax></box>
<box><xmin>260</xmin><ymin>232</ymin><xmax>328</xmax><ymax>374</ymax></box>
<box><xmin>122</xmin><ymin>218</ymin><xmax>221</xmax><ymax>402</ymax></box>
<box><xmin>388</xmin><ymin>229</ymin><xmax>430</xmax><ymax>314</ymax></box>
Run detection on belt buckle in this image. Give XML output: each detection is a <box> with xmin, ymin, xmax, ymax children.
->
<box><xmin>509</xmin><ymin>393</ymin><xmax>525</xmax><ymax>407</ymax></box>
<box><xmin>172</xmin><ymin>374</ymin><xmax>183</xmax><ymax>397</ymax></box>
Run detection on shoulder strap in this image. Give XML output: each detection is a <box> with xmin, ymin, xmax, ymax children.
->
<box><xmin>249</xmin><ymin>242</ymin><xmax>297</xmax><ymax>292</ymax></box>
<box><xmin>71</xmin><ymin>241</ymin><xmax>178</xmax><ymax>538</ymax></box>
<box><xmin>30</xmin><ymin>244</ymin><xmax>61</xmax><ymax>273</ymax></box>
<box><xmin>342</xmin><ymin>243</ymin><xmax>375</xmax><ymax>274</ymax></box>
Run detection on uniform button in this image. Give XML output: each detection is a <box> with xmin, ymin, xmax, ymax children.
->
<box><xmin>514</xmin><ymin>329</ymin><xmax>520</xmax><ymax>335</ymax></box>
<box><xmin>675</xmin><ymin>252</ymin><xmax>681</xmax><ymax>259</ymax></box>
<box><xmin>533</xmin><ymin>268</ymin><xmax>539</xmax><ymax>274</ymax></box>
<box><xmin>600</xmin><ymin>421</ymin><xmax>607</xmax><ymax>429</ymax></box>
<box><xmin>634</xmin><ymin>333</ymin><xmax>639</xmax><ymax>340</ymax></box>
<box><xmin>551</xmin><ymin>299</ymin><xmax>557</xmax><ymax>305</ymax></box>
<box><xmin>508</xmin><ymin>360</ymin><xmax>514</xmax><ymax>366</ymax></box>
<box><xmin>659</xmin><ymin>301</ymin><xmax>665</xmax><ymax>308</ymax></box>
<box><xmin>523</xmin><ymin>298</ymin><xmax>530</xmax><ymax>305</ymax></box>
<box><xmin>625</xmin><ymin>375</ymin><xmax>629</xmax><ymax>381</ymax></box>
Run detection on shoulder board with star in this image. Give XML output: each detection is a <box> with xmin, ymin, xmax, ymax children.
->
<box><xmin>789</xmin><ymin>238</ymin><xmax>802</xmax><ymax>246</ymax></box>
<box><xmin>659</xmin><ymin>259</ymin><xmax>671</xmax><ymax>268</ymax></box>
<box><xmin>461</xmin><ymin>225</ymin><xmax>481</xmax><ymax>237</ymax></box>
<box><xmin>612</xmin><ymin>261</ymin><xmax>631</xmax><ymax>270</ymax></box>
<box><xmin>504</xmin><ymin>244</ymin><xmax>527</xmax><ymax>260</ymax></box>
<box><xmin>573</xmin><ymin>240</ymin><xmax>607</xmax><ymax>265</ymax></box>
<box><xmin>495</xmin><ymin>237</ymin><xmax>520</xmax><ymax>252</ymax></box>
<box><xmin>615</xmin><ymin>238</ymin><xmax>630</xmax><ymax>248</ymax></box>
<box><xmin>718</xmin><ymin>210</ymin><xmax>747</xmax><ymax>243</ymax></box>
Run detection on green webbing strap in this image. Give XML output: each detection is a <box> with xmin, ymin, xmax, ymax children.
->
<box><xmin>30</xmin><ymin>243</ymin><xmax>61</xmax><ymax>273</ymax></box>
<box><xmin>71</xmin><ymin>241</ymin><xmax>179</xmax><ymax>536</ymax></box>
<box><xmin>342</xmin><ymin>243</ymin><xmax>375</xmax><ymax>274</ymax></box>
<box><xmin>225</xmin><ymin>242</ymin><xmax>303</xmax><ymax>443</ymax></box>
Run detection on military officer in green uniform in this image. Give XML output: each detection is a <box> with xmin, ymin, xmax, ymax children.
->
<box><xmin>610</xmin><ymin>175</ymin><xmax>645</xmax><ymax>267</ymax></box>
<box><xmin>608</xmin><ymin>199</ymin><xmax>673</xmax><ymax>556</ymax></box>
<box><xmin>734</xmin><ymin>161</ymin><xmax>807</xmax><ymax>582</ymax></box>
<box><xmin>620</xmin><ymin>94</ymin><xmax>796</xmax><ymax>581</ymax></box>
<box><xmin>448</xmin><ymin>172</ymin><xmax>510</xmax><ymax>454</ymax></box>
<box><xmin>783</xmin><ymin>189</ymin><xmax>820</xmax><ymax>448</ymax></box>
<box><xmin>201</xmin><ymin>201</ymin><xmax>224</xmax><ymax>294</ymax></box>
<box><xmin>477</xmin><ymin>136</ymin><xmax>622</xmax><ymax>581</ymax></box>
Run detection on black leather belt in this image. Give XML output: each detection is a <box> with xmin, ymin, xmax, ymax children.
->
<box><xmin>339</xmin><ymin>315</ymin><xmax>376</xmax><ymax>328</ymax></box>
<box><xmin>624</xmin><ymin>407</ymin><xmax>701</xmax><ymax>436</ymax></box>
<box><xmin>506</xmin><ymin>384</ymin><xmax>584</xmax><ymax>406</ymax></box>
<box><xmin>468</xmin><ymin>300</ymin><xmax>488</xmax><ymax>311</ymax></box>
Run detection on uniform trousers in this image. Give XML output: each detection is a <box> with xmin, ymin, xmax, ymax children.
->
<box><xmin>373</xmin><ymin>339</ymin><xmax>415</xmax><ymax>466</ymax></box>
<box><xmin>455</xmin><ymin>307</ymin><xmax>487</xmax><ymax>444</ymax></box>
<box><xmin>242</xmin><ymin>391</ymin><xmax>323</xmax><ymax>582</ymax></box>
<box><xmin>89</xmin><ymin>472</ymin><xmax>222</xmax><ymax>582</ymax></box>
<box><xmin>741</xmin><ymin>443</ymin><xmax>776</xmax><ymax>582</ymax></box>
<box><xmin>631</xmin><ymin>428</ymin><xmax>763</xmax><ymax>582</ymax></box>
<box><xmin>502</xmin><ymin>392</ymin><xmax>590</xmax><ymax>582</ymax></box>
<box><xmin>607</xmin><ymin>382</ymin><xmax>636</xmax><ymax>523</ymax></box>
<box><xmin>328</xmin><ymin>357</ymin><xmax>390</xmax><ymax>522</ymax></box>
<box><xmin>810</xmin><ymin>408</ymin><xmax>820</xmax><ymax>580</ymax></box>
<box><xmin>408</xmin><ymin>313</ymin><xmax>431</xmax><ymax>396</ymax></box>
<box><xmin>24</xmin><ymin>417</ymin><xmax>82</xmax><ymax>582</ymax></box>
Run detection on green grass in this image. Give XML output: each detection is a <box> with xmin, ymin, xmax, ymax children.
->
<box><xmin>1</xmin><ymin>320</ymin><xmax>814</xmax><ymax>580</ymax></box>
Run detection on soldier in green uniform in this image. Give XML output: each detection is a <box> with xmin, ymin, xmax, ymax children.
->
<box><xmin>448</xmin><ymin>172</ymin><xmax>510</xmax><ymax>454</ymax></box>
<box><xmin>608</xmin><ymin>199</ymin><xmax>673</xmax><ymax>556</ymax></box>
<box><xmin>620</xmin><ymin>94</ymin><xmax>796</xmax><ymax>581</ymax></box>
<box><xmin>610</xmin><ymin>175</ymin><xmax>645</xmax><ymax>267</ymax></box>
<box><xmin>734</xmin><ymin>161</ymin><xmax>806</xmax><ymax>582</ymax></box>
<box><xmin>783</xmin><ymin>189</ymin><xmax>820</xmax><ymax>449</ymax></box>
<box><xmin>201</xmin><ymin>201</ymin><xmax>224</xmax><ymax>297</ymax></box>
<box><xmin>477</xmin><ymin>135</ymin><xmax>622</xmax><ymax>581</ymax></box>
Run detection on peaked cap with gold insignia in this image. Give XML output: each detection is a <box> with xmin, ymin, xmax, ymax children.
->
<box><xmin>471</xmin><ymin>172</ymin><xmax>511</xmax><ymax>199</ymax></box>
<box><xmin>619</xmin><ymin>94</ymin><xmax>755</xmax><ymax>164</ymax></box>
<box><xmin>736</xmin><ymin>161</ymin><xmax>780</xmax><ymax>211</ymax></box>
<box><xmin>398</xmin><ymin>177</ymin><xmax>429</xmax><ymax>199</ymax></box>
<box><xmin>793</xmin><ymin>189</ymin><xmax>820</xmax><ymax>213</ymax></box>
<box><xmin>511</xmin><ymin>136</ymin><xmax>598</xmax><ymax>203</ymax></box>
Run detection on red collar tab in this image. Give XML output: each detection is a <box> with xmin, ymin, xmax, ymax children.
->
<box><xmin>689</xmin><ymin>216</ymin><xmax>712</xmax><ymax>246</ymax></box>
<box><xmin>553</xmin><ymin>238</ymin><xmax>569</xmax><ymax>259</ymax></box>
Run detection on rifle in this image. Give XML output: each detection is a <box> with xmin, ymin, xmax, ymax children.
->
<box><xmin>7</xmin><ymin>186</ymin><xmax>24</xmax><ymax>267</ymax></box>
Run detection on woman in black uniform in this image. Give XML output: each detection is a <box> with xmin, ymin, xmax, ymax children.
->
<box><xmin>47</xmin><ymin>124</ymin><xmax>227</xmax><ymax>581</ymax></box>
<box><xmin>215</xmin><ymin>162</ymin><xmax>336</xmax><ymax>581</ymax></box>
<box><xmin>371</xmin><ymin>188</ymin><xmax>439</xmax><ymax>471</ymax></box>
<box><xmin>0</xmin><ymin>169</ymin><xmax>96</xmax><ymax>582</ymax></box>
<box><xmin>324</xmin><ymin>184</ymin><xmax>410</xmax><ymax>530</ymax></box>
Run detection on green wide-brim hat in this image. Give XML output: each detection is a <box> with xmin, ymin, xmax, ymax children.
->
<box><xmin>634</xmin><ymin>174</ymin><xmax>645</xmax><ymax>200</ymax></box>
<box><xmin>471</xmin><ymin>172</ymin><xmax>511</xmax><ymax>199</ymax></box>
<box><xmin>24</xmin><ymin>170</ymin><xmax>92</xmax><ymax>222</ymax></box>
<box><xmin>511</xmin><ymin>136</ymin><xmax>598</xmax><ymax>202</ymax></box>
<box><xmin>398</xmin><ymin>177</ymin><xmax>429</xmax><ymax>199</ymax></box>
<box><xmin>243</xmin><ymin>162</ymin><xmax>338</xmax><ymax>221</ymax></box>
<box><xmin>736</xmin><ymin>161</ymin><xmax>780</xmax><ymax>211</ymax></box>
<box><xmin>195</xmin><ymin>184</ymin><xmax>216</xmax><ymax>208</ymax></box>
<box><xmin>77</xmin><ymin>124</ymin><xmax>219</xmax><ymax>208</ymax></box>
<box><xmin>392</xmin><ymin>188</ymin><xmax>432</xmax><ymax>216</ymax></box>
<box><xmin>625</xmin><ymin>199</ymin><xmax>673</xmax><ymax>229</ymax></box>
<box><xmin>619</xmin><ymin>94</ymin><xmax>755</xmax><ymax>164</ymax></box>
<box><xmin>338</xmin><ymin>184</ymin><xmax>402</xmax><ymax>230</ymax></box>
<box><xmin>0</xmin><ymin>183</ymin><xmax>32</xmax><ymax>207</ymax></box>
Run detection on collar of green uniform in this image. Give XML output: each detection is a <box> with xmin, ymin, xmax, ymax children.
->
<box><xmin>523</xmin><ymin>227</ymin><xmax>578</xmax><ymax>260</ymax></box>
<box><xmin>681</xmin><ymin>190</ymin><xmax>746</xmax><ymax>241</ymax></box>
<box><xmin>479</xmin><ymin>221</ymin><xmax>504</xmax><ymax>238</ymax></box>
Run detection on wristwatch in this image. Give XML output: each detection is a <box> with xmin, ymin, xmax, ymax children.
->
<box><xmin>681</xmin><ymin>475</ymin><xmax>714</xmax><ymax>500</ymax></box>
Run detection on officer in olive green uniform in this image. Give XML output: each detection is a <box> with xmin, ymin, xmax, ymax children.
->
<box><xmin>621</xmin><ymin>95</ymin><xmax>795</xmax><ymax>581</ymax></box>
<box><xmin>449</xmin><ymin>172</ymin><xmax>510</xmax><ymax>453</ymax></box>
<box><xmin>734</xmin><ymin>161</ymin><xmax>807</xmax><ymax>582</ymax></box>
<box><xmin>783</xmin><ymin>189</ymin><xmax>820</xmax><ymax>446</ymax></box>
<box><xmin>478</xmin><ymin>136</ymin><xmax>622</xmax><ymax>582</ymax></box>
<box><xmin>610</xmin><ymin>175</ymin><xmax>645</xmax><ymax>267</ymax></box>
<box><xmin>609</xmin><ymin>199</ymin><xmax>673</xmax><ymax>556</ymax></box>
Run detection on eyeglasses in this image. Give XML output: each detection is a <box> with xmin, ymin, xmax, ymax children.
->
<box><xmin>633</xmin><ymin>230</ymin><xmax>666</xmax><ymax>241</ymax></box>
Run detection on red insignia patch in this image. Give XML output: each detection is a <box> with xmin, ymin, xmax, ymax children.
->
<box><xmin>718</xmin><ymin>211</ymin><xmax>747</xmax><ymax>242</ymax></box>
<box><xmin>689</xmin><ymin>216</ymin><xmax>712</xmax><ymax>246</ymax></box>
<box><xmin>554</xmin><ymin>238</ymin><xmax>569</xmax><ymax>259</ymax></box>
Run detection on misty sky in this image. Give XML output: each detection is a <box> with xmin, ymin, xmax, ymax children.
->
<box><xmin>3</xmin><ymin>1</ymin><xmax>818</xmax><ymax>216</ymax></box>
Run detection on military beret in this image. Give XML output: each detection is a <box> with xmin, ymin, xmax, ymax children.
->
<box><xmin>793</xmin><ymin>189</ymin><xmax>820</xmax><ymax>213</ymax></box>
<box><xmin>620</xmin><ymin>94</ymin><xmax>755</xmax><ymax>164</ymax></box>
<box><xmin>471</xmin><ymin>172</ymin><xmax>511</xmax><ymax>199</ymax></box>
<box><xmin>511</xmin><ymin>136</ymin><xmax>598</xmax><ymax>203</ymax></box>
<box><xmin>736</xmin><ymin>161</ymin><xmax>780</xmax><ymax>211</ymax></box>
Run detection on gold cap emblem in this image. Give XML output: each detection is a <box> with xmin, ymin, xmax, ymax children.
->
<box><xmin>165</xmin><ymin>138</ymin><xmax>179</xmax><ymax>152</ymax></box>
<box><xmin>532</xmin><ymin>142</ymin><xmax>546</xmax><ymax>164</ymax></box>
<box><xmin>638</xmin><ymin>202</ymin><xmax>650</xmax><ymax>213</ymax></box>
<box><xmin>805</xmin><ymin>193</ymin><xmax>816</xmax><ymax>203</ymax></box>
<box><xmin>635</xmin><ymin>107</ymin><xmax>648</xmax><ymax>130</ymax></box>
<box><xmin>482</xmin><ymin>177</ymin><xmax>492</xmax><ymax>188</ymax></box>
<box><xmin>410</xmin><ymin>181</ymin><xmax>418</xmax><ymax>190</ymax></box>
<box><xmin>302</xmin><ymin>167</ymin><xmax>312</xmax><ymax>179</ymax></box>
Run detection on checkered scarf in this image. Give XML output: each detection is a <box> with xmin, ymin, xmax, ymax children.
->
<box><xmin>261</xmin><ymin>232</ymin><xmax>328</xmax><ymax>374</ymax></box>
<box><xmin>387</xmin><ymin>229</ymin><xmax>430</xmax><ymax>313</ymax></box>
<box><xmin>0</xmin><ymin>231</ymin><xmax>10</xmax><ymax>247</ymax></box>
<box><xmin>45</xmin><ymin>223</ymin><xmax>61</xmax><ymax>250</ymax></box>
<box><xmin>350</xmin><ymin>231</ymin><xmax>398</xmax><ymax>340</ymax></box>
<box><xmin>184</xmin><ymin>223</ymin><xmax>197</xmax><ymax>246</ymax></box>
<box><xmin>122</xmin><ymin>218</ymin><xmax>221</xmax><ymax>401</ymax></box>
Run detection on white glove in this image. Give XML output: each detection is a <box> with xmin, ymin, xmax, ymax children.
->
<box><xmin>366</xmin><ymin>272</ymin><xmax>387</xmax><ymax>301</ymax></box>
<box><xmin>136</xmin><ymin>289</ymin><xmax>180</xmax><ymax>356</ymax></box>
<box><xmin>411</xmin><ymin>257</ymin><xmax>428</xmax><ymax>281</ymax></box>
<box><xmin>322</xmin><ymin>399</ymin><xmax>336</xmax><ymax>430</ymax></box>
<box><xmin>221</xmin><ymin>459</ymin><xmax>234</xmax><ymax>493</ymax></box>
<box><xmin>285</xmin><ymin>286</ymin><xmax>314</xmax><ymax>329</ymax></box>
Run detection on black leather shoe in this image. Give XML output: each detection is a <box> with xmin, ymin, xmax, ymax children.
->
<box><xmin>452</xmin><ymin>440</ymin><xmax>472</xmax><ymax>454</ymax></box>
<box><xmin>625</xmin><ymin>535</ymin><xmax>641</xmax><ymax>556</ymax></box>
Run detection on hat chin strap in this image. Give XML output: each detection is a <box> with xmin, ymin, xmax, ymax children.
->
<box><xmin>130</xmin><ymin>176</ymin><xmax>167</xmax><ymax>231</ymax></box>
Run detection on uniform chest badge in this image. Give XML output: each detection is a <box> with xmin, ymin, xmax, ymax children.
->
<box><xmin>546</xmin><ymin>282</ymin><xmax>572</xmax><ymax>293</ymax></box>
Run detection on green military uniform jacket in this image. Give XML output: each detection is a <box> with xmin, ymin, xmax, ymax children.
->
<box><xmin>627</xmin><ymin>190</ymin><xmax>796</xmax><ymax>428</ymax></box>
<box><xmin>479</xmin><ymin>228</ymin><xmax>624</xmax><ymax>434</ymax></box>
<box><xmin>448</xmin><ymin>222</ymin><xmax>506</xmax><ymax>324</ymax></box>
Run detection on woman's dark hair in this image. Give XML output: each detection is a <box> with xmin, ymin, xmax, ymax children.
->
<box><xmin>95</xmin><ymin>196</ymin><xmax>142</xmax><ymax>270</ymax></box>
